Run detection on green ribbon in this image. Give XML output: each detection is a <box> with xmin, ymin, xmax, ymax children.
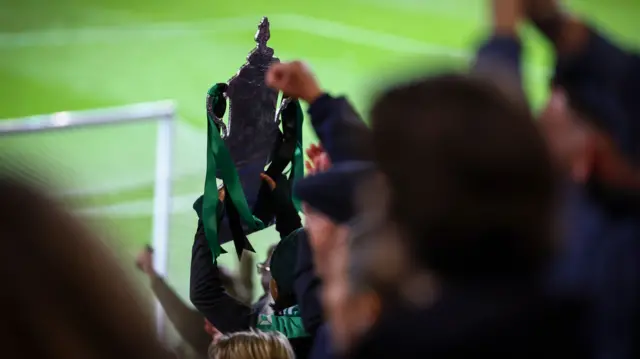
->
<box><xmin>203</xmin><ymin>84</ymin><xmax>265</xmax><ymax>261</ymax></box>
<box><xmin>288</xmin><ymin>100</ymin><xmax>304</xmax><ymax>212</ymax></box>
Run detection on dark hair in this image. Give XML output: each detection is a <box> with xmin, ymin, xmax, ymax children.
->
<box><xmin>370</xmin><ymin>74</ymin><xmax>557</xmax><ymax>282</ymax></box>
<box><xmin>0</xmin><ymin>173</ymin><xmax>174</xmax><ymax>359</ymax></box>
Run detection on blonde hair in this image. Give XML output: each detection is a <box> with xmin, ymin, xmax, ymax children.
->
<box><xmin>208</xmin><ymin>330</ymin><xmax>294</xmax><ymax>359</ymax></box>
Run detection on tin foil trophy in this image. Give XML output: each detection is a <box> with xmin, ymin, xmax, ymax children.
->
<box><xmin>196</xmin><ymin>17</ymin><xmax>304</xmax><ymax>260</ymax></box>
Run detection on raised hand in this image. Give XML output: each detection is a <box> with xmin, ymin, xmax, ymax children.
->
<box><xmin>135</xmin><ymin>246</ymin><xmax>156</xmax><ymax>277</ymax></box>
<box><xmin>491</xmin><ymin>0</ymin><xmax>525</xmax><ymax>36</ymax></box>
<box><xmin>266</xmin><ymin>61</ymin><xmax>323</xmax><ymax>104</ymax></box>
<box><xmin>306</xmin><ymin>143</ymin><xmax>325</xmax><ymax>160</ymax></box>
<box><xmin>304</xmin><ymin>143</ymin><xmax>332</xmax><ymax>175</ymax></box>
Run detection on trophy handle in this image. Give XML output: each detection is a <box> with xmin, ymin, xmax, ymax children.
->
<box><xmin>206</xmin><ymin>83</ymin><xmax>229</xmax><ymax>137</ymax></box>
<box><xmin>274</xmin><ymin>96</ymin><xmax>292</xmax><ymax>127</ymax></box>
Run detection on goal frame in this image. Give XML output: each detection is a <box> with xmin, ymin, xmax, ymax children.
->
<box><xmin>0</xmin><ymin>100</ymin><xmax>177</xmax><ymax>338</ymax></box>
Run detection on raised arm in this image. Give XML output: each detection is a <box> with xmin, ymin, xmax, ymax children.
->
<box><xmin>527</xmin><ymin>0</ymin><xmax>639</xmax><ymax>157</ymax></box>
<box><xmin>474</xmin><ymin>0</ymin><xmax>525</xmax><ymax>97</ymax></box>
<box><xmin>306</xmin><ymin>93</ymin><xmax>373</xmax><ymax>162</ymax></box>
<box><xmin>136</xmin><ymin>248</ymin><xmax>211</xmax><ymax>357</ymax></box>
<box><xmin>189</xmin><ymin>220</ymin><xmax>254</xmax><ymax>333</ymax></box>
<box><xmin>266</xmin><ymin>61</ymin><xmax>373</xmax><ymax>163</ymax></box>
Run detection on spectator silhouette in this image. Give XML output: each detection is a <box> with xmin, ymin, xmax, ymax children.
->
<box><xmin>0</xmin><ymin>172</ymin><xmax>175</xmax><ymax>359</ymax></box>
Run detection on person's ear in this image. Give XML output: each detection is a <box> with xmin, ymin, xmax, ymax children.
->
<box><xmin>366</xmin><ymin>293</ymin><xmax>382</xmax><ymax>326</ymax></box>
<box><xmin>354</xmin><ymin>292</ymin><xmax>382</xmax><ymax>331</ymax></box>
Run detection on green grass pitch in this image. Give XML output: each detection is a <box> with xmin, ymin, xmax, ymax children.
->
<box><xmin>0</xmin><ymin>0</ymin><xmax>638</xmax><ymax>309</ymax></box>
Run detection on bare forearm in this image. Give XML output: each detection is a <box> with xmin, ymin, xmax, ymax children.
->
<box><xmin>491</xmin><ymin>0</ymin><xmax>524</xmax><ymax>37</ymax></box>
<box><xmin>150</xmin><ymin>275</ymin><xmax>211</xmax><ymax>356</ymax></box>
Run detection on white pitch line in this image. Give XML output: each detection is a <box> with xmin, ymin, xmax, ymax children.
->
<box><xmin>76</xmin><ymin>192</ymin><xmax>201</xmax><ymax>217</ymax></box>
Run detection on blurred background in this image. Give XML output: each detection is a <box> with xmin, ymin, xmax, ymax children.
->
<box><xmin>0</xmin><ymin>0</ymin><xmax>638</xmax><ymax>320</ymax></box>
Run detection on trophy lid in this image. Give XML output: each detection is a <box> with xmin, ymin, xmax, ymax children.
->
<box><xmin>255</xmin><ymin>17</ymin><xmax>271</xmax><ymax>51</ymax></box>
<box><xmin>224</xmin><ymin>16</ymin><xmax>280</xmax><ymax>167</ymax></box>
<box><xmin>227</xmin><ymin>16</ymin><xmax>278</xmax><ymax>94</ymax></box>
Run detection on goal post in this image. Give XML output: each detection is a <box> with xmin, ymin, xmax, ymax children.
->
<box><xmin>0</xmin><ymin>100</ymin><xmax>177</xmax><ymax>338</ymax></box>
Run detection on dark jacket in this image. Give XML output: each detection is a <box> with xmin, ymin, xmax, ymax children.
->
<box><xmin>309</xmin><ymin>325</ymin><xmax>336</xmax><ymax>359</ymax></box>
<box><xmin>476</xmin><ymin>31</ymin><xmax>640</xmax><ymax>359</ymax></box>
<box><xmin>189</xmin><ymin>222</ymin><xmax>255</xmax><ymax>333</ymax></box>
<box><xmin>550</xmin><ymin>27</ymin><xmax>640</xmax><ymax>359</ymax></box>
<box><xmin>350</xmin><ymin>280</ymin><xmax>588</xmax><ymax>359</ymax></box>
<box><xmin>293</xmin><ymin>229</ymin><xmax>324</xmax><ymax>336</ymax></box>
<box><xmin>190</xmin><ymin>170</ymin><xmax>312</xmax><ymax>358</ymax></box>
<box><xmin>554</xmin><ymin>28</ymin><xmax>640</xmax><ymax>161</ymax></box>
<box><xmin>189</xmin><ymin>221</ymin><xmax>313</xmax><ymax>359</ymax></box>
<box><xmin>307</xmin><ymin>94</ymin><xmax>373</xmax><ymax>163</ymax></box>
<box><xmin>345</xmin><ymin>34</ymin><xmax>589</xmax><ymax>359</ymax></box>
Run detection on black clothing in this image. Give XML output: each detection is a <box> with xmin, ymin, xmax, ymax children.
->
<box><xmin>189</xmin><ymin>221</ymin><xmax>313</xmax><ymax>359</ymax></box>
<box><xmin>350</xmin><ymin>281</ymin><xmax>588</xmax><ymax>359</ymax></box>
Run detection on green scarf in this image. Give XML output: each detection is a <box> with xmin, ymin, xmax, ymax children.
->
<box><xmin>202</xmin><ymin>84</ymin><xmax>265</xmax><ymax>261</ymax></box>
<box><xmin>255</xmin><ymin>305</ymin><xmax>309</xmax><ymax>339</ymax></box>
<box><xmin>201</xmin><ymin>84</ymin><xmax>305</xmax><ymax>261</ymax></box>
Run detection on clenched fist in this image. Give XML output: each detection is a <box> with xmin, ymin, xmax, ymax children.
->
<box><xmin>266</xmin><ymin>61</ymin><xmax>323</xmax><ymax>104</ymax></box>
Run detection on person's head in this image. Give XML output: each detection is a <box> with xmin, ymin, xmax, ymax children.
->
<box><xmin>371</xmin><ymin>74</ymin><xmax>557</xmax><ymax>282</ymax></box>
<box><xmin>268</xmin><ymin>233</ymin><xmax>301</xmax><ymax>311</ymax></box>
<box><xmin>320</xmin><ymin>220</ymin><xmax>394</xmax><ymax>354</ymax></box>
<box><xmin>0</xmin><ymin>173</ymin><xmax>173</xmax><ymax>359</ymax></box>
<box><xmin>208</xmin><ymin>330</ymin><xmax>294</xmax><ymax>359</ymax></box>
<box><xmin>323</xmin><ymin>171</ymin><xmax>435</xmax><ymax>354</ymax></box>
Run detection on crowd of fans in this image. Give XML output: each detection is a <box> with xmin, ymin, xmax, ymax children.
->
<box><xmin>2</xmin><ymin>0</ymin><xmax>639</xmax><ymax>358</ymax></box>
